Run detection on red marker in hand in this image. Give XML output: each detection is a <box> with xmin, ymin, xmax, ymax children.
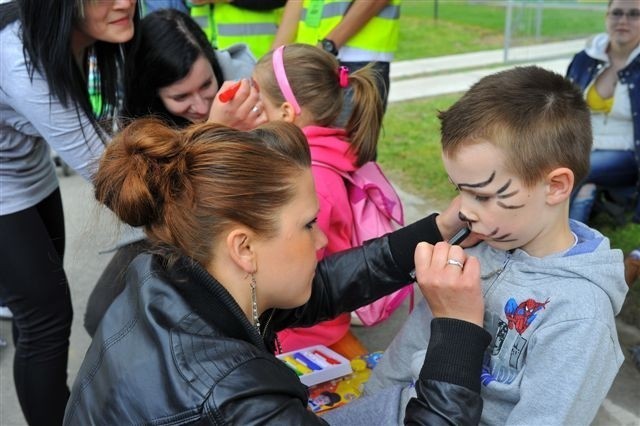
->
<box><xmin>218</xmin><ymin>81</ymin><xmax>242</xmax><ymax>103</ymax></box>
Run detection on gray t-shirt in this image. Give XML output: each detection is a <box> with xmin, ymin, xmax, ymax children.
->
<box><xmin>1</xmin><ymin>20</ymin><xmax>106</xmax><ymax>215</ymax></box>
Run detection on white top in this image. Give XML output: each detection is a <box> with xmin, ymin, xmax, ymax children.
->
<box><xmin>583</xmin><ymin>33</ymin><xmax>640</xmax><ymax>151</ymax></box>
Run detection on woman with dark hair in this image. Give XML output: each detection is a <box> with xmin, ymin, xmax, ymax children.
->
<box><xmin>83</xmin><ymin>8</ymin><xmax>266</xmax><ymax>337</ymax></box>
<box><xmin>124</xmin><ymin>8</ymin><xmax>223</xmax><ymax>127</ymax></box>
<box><xmin>124</xmin><ymin>8</ymin><xmax>261</xmax><ymax>128</ymax></box>
<box><xmin>0</xmin><ymin>0</ymin><xmax>139</xmax><ymax>424</ymax></box>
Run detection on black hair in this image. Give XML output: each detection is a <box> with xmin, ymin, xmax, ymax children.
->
<box><xmin>124</xmin><ymin>9</ymin><xmax>224</xmax><ymax>128</ymax></box>
<box><xmin>0</xmin><ymin>0</ymin><xmax>140</xmax><ymax>141</ymax></box>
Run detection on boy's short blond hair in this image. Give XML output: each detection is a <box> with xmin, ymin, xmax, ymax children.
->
<box><xmin>439</xmin><ymin>66</ymin><xmax>592</xmax><ymax>187</ymax></box>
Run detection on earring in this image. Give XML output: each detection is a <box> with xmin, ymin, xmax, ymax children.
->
<box><xmin>250</xmin><ymin>274</ymin><xmax>261</xmax><ymax>333</ymax></box>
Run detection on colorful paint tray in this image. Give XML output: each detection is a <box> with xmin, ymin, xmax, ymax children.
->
<box><xmin>277</xmin><ymin>344</ymin><xmax>353</xmax><ymax>387</ymax></box>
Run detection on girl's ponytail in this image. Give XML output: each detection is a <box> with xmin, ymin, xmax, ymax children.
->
<box><xmin>255</xmin><ymin>44</ymin><xmax>384</xmax><ymax>166</ymax></box>
<box><xmin>344</xmin><ymin>65</ymin><xmax>384</xmax><ymax>166</ymax></box>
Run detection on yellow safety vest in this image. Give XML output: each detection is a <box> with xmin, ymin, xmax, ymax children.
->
<box><xmin>296</xmin><ymin>0</ymin><xmax>400</xmax><ymax>56</ymax></box>
<box><xmin>190</xmin><ymin>4</ymin><xmax>283</xmax><ymax>59</ymax></box>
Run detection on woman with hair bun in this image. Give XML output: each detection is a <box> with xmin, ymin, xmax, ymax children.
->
<box><xmin>65</xmin><ymin>119</ymin><xmax>490</xmax><ymax>425</ymax></box>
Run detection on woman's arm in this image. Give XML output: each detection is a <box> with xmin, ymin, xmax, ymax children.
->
<box><xmin>1</xmin><ymin>28</ymin><xmax>106</xmax><ymax>180</ymax></box>
<box><xmin>270</xmin><ymin>212</ymin><xmax>445</xmax><ymax>331</ymax></box>
<box><xmin>381</xmin><ymin>240</ymin><xmax>488</xmax><ymax>425</ymax></box>
<box><xmin>272</xmin><ymin>0</ymin><xmax>303</xmax><ymax>48</ymax></box>
<box><xmin>270</xmin><ymin>194</ymin><xmax>471</xmax><ymax>328</ymax></box>
<box><xmin>405</xmin><ymin>319</ymin><xmax>490</xmax><ymax>425</ymax></box>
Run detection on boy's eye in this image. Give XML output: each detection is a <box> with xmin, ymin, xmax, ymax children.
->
<box><xmin>172</xmin><ymin>95</ymin><xmax>187</xmax><ymax>102</ymax></box>
<box><xmin>305</xmin><ymin>218</ymin><xmax>318</xmax><ymax>230</ymax></box>
<box><xmin>474</xmin><ymin>194</ymin><xmax>491</xmax><ymax>202</ymax></box>
<box><xmin>201</xmin><ymin>80</ymin><xmax>212</xmax><ymax>89</ymax></box>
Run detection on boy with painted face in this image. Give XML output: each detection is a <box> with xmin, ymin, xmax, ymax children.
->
<box><xmin>365</xmin><ymin>66</ymin><xmax>628</xmax><ymax>425</ymax></box>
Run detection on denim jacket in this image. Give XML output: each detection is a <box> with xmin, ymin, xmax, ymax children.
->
<box><xmin>566</xmin><ymin>34</ymin><xmax>640</xmax><ymax>186</ymax></box>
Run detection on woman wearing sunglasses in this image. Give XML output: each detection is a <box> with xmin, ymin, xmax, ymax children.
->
<box><xmin>567</xmin><ymin>0</ymin><xmax>640</xmax><ymax>225</ymax></box>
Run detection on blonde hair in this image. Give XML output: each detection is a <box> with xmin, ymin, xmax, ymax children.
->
<box><xmin>256</xmin><ymin>43</ymin><xmax>383</xmax><ymax>166</ymax></box>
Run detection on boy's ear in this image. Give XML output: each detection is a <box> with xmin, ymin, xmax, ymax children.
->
<box><xmin>226</xmin><ymin>227</ymin><xmax>257</xmax><ymax>274</ymax></box>
<box><xmin>545</xmin><ymin>167</ymin><xmax>574</xmax><ymax>205</ymax></box>
<box><xmin>280</xmin><ymin>102</ymin><xmax>297</xmax><ymax>123</ymax></box>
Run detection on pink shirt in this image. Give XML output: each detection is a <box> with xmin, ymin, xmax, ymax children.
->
<box><xmin>277</xmin><ymin>126</ymin><xmax>358</xmax><ymax>351</ymax></box>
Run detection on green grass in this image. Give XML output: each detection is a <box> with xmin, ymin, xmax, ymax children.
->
<box><xmin>396</xmin><ymin>1</ymin><xmax>607</xmax><ymax>60</ymax></box>
<box><xmin>378</xmin><ymin>95</ymin><xmax>459</xmax><ymax>209</ymax></box>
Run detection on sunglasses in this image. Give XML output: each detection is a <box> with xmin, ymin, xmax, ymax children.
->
<box><xmin>608</xmin><ymin>8</ymin><xmax>640</xmax><ymax>20</ymax></box>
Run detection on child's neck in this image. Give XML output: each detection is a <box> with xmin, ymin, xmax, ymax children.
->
<box><xmin>519</xmin><ymin>217</ymin><xmax>575</xmax><ymax>258</ymax></box>
<box><xmin>294</xmin><ymin>115</ymin><xmax>315</xmax><ymax>129</ymax></box>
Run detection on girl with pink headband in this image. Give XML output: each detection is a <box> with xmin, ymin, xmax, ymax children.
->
<box><xmin>253</xmin><ymin>43</ymin><xmax>384</xmax><ymax>352</ymax></box>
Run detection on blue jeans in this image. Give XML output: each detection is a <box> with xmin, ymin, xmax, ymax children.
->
<box><xmin>569</xmin><ymin>149</ymin><xmax>638</xmax><ymax>223</ymax></box>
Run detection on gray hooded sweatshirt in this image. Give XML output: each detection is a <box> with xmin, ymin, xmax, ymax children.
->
<box><xmin>365</xmin><ymin>220</ymin><xmax>627</xmax><ymax>425</ymax></box>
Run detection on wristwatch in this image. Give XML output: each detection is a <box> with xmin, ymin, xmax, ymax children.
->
<box><xmin>320</xmin><ymin>38</ymin><xmax>339</xmax><ymax>56</ymax></box>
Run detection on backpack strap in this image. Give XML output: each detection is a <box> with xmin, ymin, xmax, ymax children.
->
<box><xmin>311</xmin><ymin>160</ymin><xmax>354</xmax><ymax>183</ymax></box>
<box><xmin>311</xmin><ymin>160</ymin><xmax>404</xmax><ymax>226</ymax></box>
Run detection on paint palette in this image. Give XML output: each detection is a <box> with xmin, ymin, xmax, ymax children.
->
<box><xmin>277</xmin><ymin>345</ymin><xmax>353</xmax><ymax>387</ymax></box>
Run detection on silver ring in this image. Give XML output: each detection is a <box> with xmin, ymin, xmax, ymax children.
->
<box><xmin>251</xmin><ymin>105</ymin><xmax>260</xmax><ymax>113</ymax></box>
<box><xmin>446</xmin><ymin>258</ymin><xmax>464</xmax><ymax>269</ymax></box>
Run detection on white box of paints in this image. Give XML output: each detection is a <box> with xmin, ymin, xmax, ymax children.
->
<box><xmin>277</xmin><ymin>344</ymin><xmax>353</xmax><ymax>387</ymax></box>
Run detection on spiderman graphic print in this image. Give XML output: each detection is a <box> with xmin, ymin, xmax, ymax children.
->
<box><xmin>504</xmin><ymin>297</ymin><xmax>550</xmax><ymax>335</ymax></box>
<box><xmin>481</xmin><ymin>297</ymin><xmax>551</xmax><ymax>386</ymax></box>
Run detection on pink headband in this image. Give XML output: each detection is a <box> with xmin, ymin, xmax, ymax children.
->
<box><xmin>272</xmin><ymin>46</ymin><xmax>301</xmax><ymax>115</ymax></box>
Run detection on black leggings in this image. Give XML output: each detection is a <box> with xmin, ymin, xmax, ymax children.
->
<box><xmin>0</xmin><ymin>188</ymin><xmax>72</xmax><ymax>425</ymax></box>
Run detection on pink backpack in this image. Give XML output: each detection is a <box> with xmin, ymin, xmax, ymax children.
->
<box><xmin>312</xmin><ymin>160</ymin><xmax>414</xmax><ymax>326</ymax></box>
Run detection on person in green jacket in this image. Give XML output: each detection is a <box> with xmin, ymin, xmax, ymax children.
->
<box><xmin>274</xmin><ymin>0</ymin><xmax>400</xmax><ymax>127</ymax></box>
<box><xmin>143</xmin><ymin>0</ymin><xmax>285</xmax><ymax>59</ymax></box>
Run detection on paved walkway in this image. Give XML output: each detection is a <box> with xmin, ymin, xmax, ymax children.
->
<box><xmin>1</xmin><ymin>39</ymin><xmax>639</xmax><ymax>425</ymax></box>
<box><xmin>389</xmin><ymin>38</ymin><xmax>584</xmax><ymax>102</ymax></box>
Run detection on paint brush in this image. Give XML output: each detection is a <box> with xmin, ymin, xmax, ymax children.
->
<box><xmin>218</xmin><ymin>81</ymin><xmax>242</xmax><ymax>103</ymax></box>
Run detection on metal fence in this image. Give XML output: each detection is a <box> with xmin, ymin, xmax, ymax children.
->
<box><xmin>501</xmin><ymin>0</ymin><xmax>607</xmax><ymax>61</ymax></box>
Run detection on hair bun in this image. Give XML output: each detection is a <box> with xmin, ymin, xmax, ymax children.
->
<box><xmin>94</xmin><ymin>118</ymin><xmax>188</xmax><ymax>227</ymax></box>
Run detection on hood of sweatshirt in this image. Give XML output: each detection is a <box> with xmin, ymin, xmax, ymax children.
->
<box><xmin>584</xmin><ymin>33</ymin><xmax>612</xmax><ymax>62</ymax></box>
<box><xmin>584</xmin><ymin>32</ymin><xmax>640</xmax><ymax>66</ymax></box>
<box><xmin>468</xmin><ymin>220</ymin><xmax>628</xmax><ymax>315</ymax></box>
<box><xmin>303</xmin><ymin>126</ymin><xmax>358</xmax><ymax>173</ymax></box>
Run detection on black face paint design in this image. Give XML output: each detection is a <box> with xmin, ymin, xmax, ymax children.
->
<box><xmin>491</xmin><ymin>232</ymin><xmax>517</xmax><ymax>242</ymax></box>
<box><xmin>495</xmin><ymin>179</ymin><xmax>525</xmax><ymax>209</ymax></box>
<box><xmin>455</xmin><ymin>171</ymin><xmax>523</xmax><ymax>243</ymax></box>
<box><xmin>457</xmin><ymin>171</ymin><xmax>496</xmax><ymax>189</ymax></box>
<box><xmin>484</xmin><ymin>227</ymin><xmax>516</xmax><ymax>243</ymax></box>
<box><xmin>457</xmin><ymin>171</ymin><xmax>525</xmax><ymax>210</ymax></box>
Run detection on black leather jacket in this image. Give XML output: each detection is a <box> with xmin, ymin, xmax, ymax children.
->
<box><xmin>64</xmin><ymin>215</ymin><xmax>489</xmax><ymax>425</ymax></box>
